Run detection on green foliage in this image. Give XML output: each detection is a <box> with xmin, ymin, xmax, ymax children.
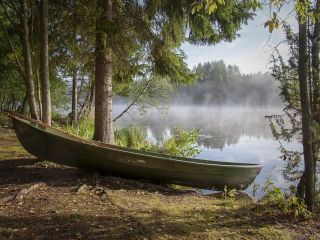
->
<box><xmin>50</xmin><ymin>76</ymin><xmax>69</xmax><ymax>112</ymax></box>
<box><xmin>0</xmin><ymin>9</ymin><xmax>25</xmax><ymax>113</ymax></box>
<box><xmin>266</xmin><ymin>0</ymin><xmax>320</xmax><ymax>33</ymax></box>
<box><xmin>114</xmin><ymin>126</ymin><xmax>151</xmax><ymax>150</ymax></box>
<box><xmin>115</xmin><ymin>126</ymin><xmax>201</xmax><ymax>158</ymax></box>
<box><xmin>261</xmin><ymin>177</ymin><xmax>312</xmax><ymax>219</ymax></box>
<box><xmin>262</xmin><ymin>184</ymin><xmax>285</xmax><ymax>209</ymax></box>
<box><xmin>264</xmin><ymin>12</ymin><xmax>280</xmax><ymax>33</ymax></box>
<box><xmin>267</xmin><ymin>23</ymin><xmax>304</xmax><ymax>183</ymax></box>
<box><xmin>128</xmin><ymin>76</ymin><xmax>175</xmax><ymax>115</ymax></box>
<box><xmin>287</xmin><ymin>196</ymin><xmax>312</xmax><ymax>219</ymax></box>
<box><xmin>191</xmin><ymin>0</ymin><xmax>261</xmax><ymax>15</ymax></box>
<box><xmin>223</xmin><ymin>185</ymin><xmax>237</xmax><ymax>200</ymax></box>
<box><xmin>188</xmin><ymin>0</ymin><xmax>255</xmax><ymax>45</ymax></box>
<box><xmin>156</xmin><ymin>128</ymin><xmax>201</xmax><ymax>158</ymax></box>
<box><xmin>61</xmin><ymin>117</ymin><xmax>201</xmax><ymax>158</ymax></box>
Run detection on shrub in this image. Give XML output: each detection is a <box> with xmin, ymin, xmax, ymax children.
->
<box><xmin>261</xmin><ymin>178</ymin><xmax>311</xmax><ymax>219</ymax></box>
<box><xmin>159</xmin><ymin>128</ymin><xmax>201</xmax><ymax>158</ymax></box>
<box><xmin>223</xmin><ymin>185</ymin><xmax>237</xmax><ymax>200</ymax></box>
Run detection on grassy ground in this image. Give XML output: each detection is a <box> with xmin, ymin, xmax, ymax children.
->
<box><xmin>0</xmin><ymin>127</ymin><xmax>319</xmax><ymax>240</ymax></box>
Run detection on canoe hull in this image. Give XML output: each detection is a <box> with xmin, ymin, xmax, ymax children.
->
<box><xmin>11</xmin><ymin>114</ymin><xmax>262</xmax><ymax>190</ymax></box>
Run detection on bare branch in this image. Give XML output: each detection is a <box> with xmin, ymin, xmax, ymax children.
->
<box><xmin>113</xmin><ymin>78</ymin><xmax>152</xmax><ymax>122</ymax></box>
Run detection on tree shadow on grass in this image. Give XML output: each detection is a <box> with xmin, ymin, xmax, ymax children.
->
<box><xmin>0</xmin><ymin>160</ymin><xmax>315</xmax><ymax>239</ymax></box>
<box><xmin>0</xmin><ymin>157</ymin><xmax>194</xmax><ymax>196</ymax></box>
<box><xmin>0</xmin><ymin>203</ymin><xmax>306</xmax><ymax>240</ymax></box>
<box><xmin>0</xmin><ymin>158</ymin><xmax>89</xmax><ymax>187</ymax></box>
<box><xmin>0</xmin><ymin>214</ymin><xmax>149</xmax><ymax>240</ymax></box>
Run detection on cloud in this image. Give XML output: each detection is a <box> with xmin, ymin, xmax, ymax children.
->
<box><xmin>181</xmin><ymin>7</ymin><xmax>291</xmax><ymax>74</ymax></box>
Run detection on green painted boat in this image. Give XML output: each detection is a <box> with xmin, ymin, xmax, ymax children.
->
<box><xmin>10</xmin><ymin>112</ymin><xmax>262</xmax><ymax>190</ymax></box>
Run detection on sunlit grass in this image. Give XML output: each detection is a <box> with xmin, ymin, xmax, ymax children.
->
<box><xmin>61</xmin><ymin>117</ymin><xmax>94</xmax><ymax>139</ymax></box>
<box><xmin>59</xmin><ymin>116</ymin><xmax>201</xmax><ymax>158</ymax></box>
<box><xmin>114</xmin><ymin>126</ymin><xmax>151</xmax><ymax>150</ymax></box>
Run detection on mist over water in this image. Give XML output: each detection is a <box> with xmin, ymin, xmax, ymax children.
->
<box><xmin>113</xmin><ymin>105</ymin><xmax>302</xmax><ymax>197</ymax></box>
<box><xmin>172</xmin><ymin>61</ymin><xmax>282</xmax><ymax>107</ymax></box>
<box><xmin>111</xmin><ymin>61</ymin><xmax>301</xmax><ymax>196</ymax></box>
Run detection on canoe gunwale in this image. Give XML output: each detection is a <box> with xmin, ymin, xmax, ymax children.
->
<box><xmin>9</xmin><ymin>112</ymin><xmax>263</xmax><ymax>169</ymax></box>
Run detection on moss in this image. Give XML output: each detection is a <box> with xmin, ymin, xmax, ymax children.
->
<box><xmin>0</xmin><ymin>227</ymin><xmax>12</xmax><ymax>238</ymax></box>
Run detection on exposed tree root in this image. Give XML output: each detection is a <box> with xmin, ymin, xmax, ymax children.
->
<box><xmin>0</xmin><ymin>182</ymin><xmax>46</xmax><ymax>203</ymax></box>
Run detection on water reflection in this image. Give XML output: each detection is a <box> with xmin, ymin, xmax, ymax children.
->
<box><xmin>114</xmin><ymin>105</ymin><xmax>302</xmax><ymax>196</ymax></box>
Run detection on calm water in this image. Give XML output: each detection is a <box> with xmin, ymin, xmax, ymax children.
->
<box><xmin>113</xmin><ymin>105</ymin><xmax>301</xmax><ymax>196</ymax></box>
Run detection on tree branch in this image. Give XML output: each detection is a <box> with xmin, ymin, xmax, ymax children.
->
<box><xmin>113</xmin><ymin>78</ymin><xmax>152</xmax><ymax>122</ymax></box>
<box><xmin>4</xmin><ymin>29</ymin><xmax>26</xmax><ymax>80</ymax></box>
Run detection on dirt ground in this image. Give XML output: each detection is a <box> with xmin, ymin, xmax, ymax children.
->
<box><xmin>0</xmin><ymin>127</ymin><xmax>319</xmax><ymax>240</ymax></box>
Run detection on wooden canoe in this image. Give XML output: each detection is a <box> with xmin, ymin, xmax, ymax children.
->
<box><xmin>9</xmin><ymin>112</ymin><xmax>262</xmax><ymax>190</ymax></box>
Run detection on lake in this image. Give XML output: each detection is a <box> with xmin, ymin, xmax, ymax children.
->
<box><xmin>113</xmin><ymin>105</ymin><xmax>302</xmax><ymax>197</ymax></box>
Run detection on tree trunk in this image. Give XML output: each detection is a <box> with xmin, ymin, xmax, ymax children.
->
<box><xmin>40</xmin><ymin>0</ymin><xmax>51</xmax><ymax>125</ymax></box>
<box><xmin>36</xmin><ymin>70</ymin><xmax>42</xmax><ymax>119</ymax></box>
<box><xmin>71</xmin><ymin>68</ymin><xmax>78</xmax><ymax>125</ymax></box>
<box><xmin>78</xmin><ymin>79</ymin><xmax>95</xmax><ymax>119</ymax></box>
<box><xmin>20</xmin><ymin>94</ymin><xmax>28</xmax><ymax>114</ymax></box>
<box><xmin>311</xmin><ymin>0</ymin><xmax>320</xmax><ymax>195</ymax></box>
<box><xmin>312</xmin><ymin>0</ymin><xmax>320</xmax><ymax>122</ymax></box>
<box><xmin>93</xmin><ymin>0</ymin><xmax>114</xmax><ymax>144</ymax></box>
<box><xmin>20</xmin><ymin>0</ymin><xmax>39</xmax><ymax>120</ymax></box>
<box><xmin>298</xmin><ymin>15</ymin><xmax>315</xmax><ymax>211</ymax></box>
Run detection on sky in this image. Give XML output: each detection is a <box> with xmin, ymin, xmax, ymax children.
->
<box><xmin>181</xmin><ymin>5</ymin><xmax>296</xmax><ymax>74</ymax></box>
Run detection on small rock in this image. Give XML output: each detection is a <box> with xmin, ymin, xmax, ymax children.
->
<box><xmin>76</xmin><ymin>232</ymin><xmax>82</xmax><ymax>238</ymax></box>
<box><xmin>100</xmin><ymin>194</ymin><xmax>107</xmax><ymax>200</ymax></box>
<box><xmin>77</xmin><ymin>184</ymin><xmax>88</xmax><ymax>193</ymax></box>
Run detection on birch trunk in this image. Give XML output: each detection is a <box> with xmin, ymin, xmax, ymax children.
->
<box><xmin>20</xmin><ymin>0</ymin><xmax>39</xmax><ymax>120</ymax></box>
<box><xmin>71</xmin><ymin>68</ymin><xmax>78</xmax><ymax>125</ymax></box>
<box><xmin>40</xmin><ymin>0</ymin><xmax>51</xmax><ymax>125</ymax></box>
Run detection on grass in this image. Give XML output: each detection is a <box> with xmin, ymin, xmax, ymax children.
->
<box><xmin>110</xmin><ymin>188</ymin><xmax>297</xmax><ymax>239</ymax></box>
<box><xmin>0</xmin><ymin>127</ymin><xmax>319</xmax><ymax>239</ymax></box>
<box><xmin>114</xmin><ymin>126</ymin><xmax>151</xmax><ymax>149</ymax></box>
<box><xmin>60</xmin><ymin>117</ymin><xmax>95</xmax><ymax>139</ymax></box>
<box><xmin>0</xmin><ymin>113</ymin><xmax>11</xmax><ymax>127</ymax></box>
<box><xmin>0</xmin><ymin>128</ymin><xmax>29</xmax><ymax>160</ymax></box>
<box><xmin>59</xmin><ymin>117</ymin><xmax>201</xmax><ymax>158</ymax></box>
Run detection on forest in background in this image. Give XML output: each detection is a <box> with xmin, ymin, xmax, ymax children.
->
<box><xmin>174</xmin><ymin>60</ymin><xmax>281</xmax><ymax>106</ymax></box>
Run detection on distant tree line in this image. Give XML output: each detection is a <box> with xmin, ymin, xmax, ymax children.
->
<box><xmin>174</xmin><ymin>60</ymin><xmax>281</xmax><ymax>106</ymax></box>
